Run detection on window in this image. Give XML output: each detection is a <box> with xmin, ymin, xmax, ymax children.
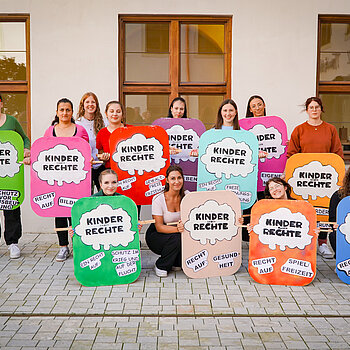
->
<box><xmin>317</xmin><ymin>15</ymin><xmax>350</xmax><ymax>158</ymax></box>
<box><xmin>0</xmin><ymin>14</ymin><xmax>30</xmax><ymax>137</ymax></box>
<box><xmin>119</xmin><ymin>15</ymin><xmax>232</xmax><ymax>128</ymax></box>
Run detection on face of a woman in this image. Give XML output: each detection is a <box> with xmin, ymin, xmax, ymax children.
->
<box><xmin>171</xmin><ymin>100</ymin><xmax>185</xmax><ymax>118</ymax></box>
<box><xmin>307</xmin><ymin>101</ymin><xmax>322</xmax><ymax>120</ymax></box>
<box><xmin>83</xmin><ymin>95</ymin><xmax>97</xmax><ymax>115</ymax></box>
<box><xmin>221</xmin><ymin>103</ymin><xmax>237</xmax><ymax>126</ymax></box>
<box><xmin>106</xmin><ymin>103</ymin><xmax>123</xmax><ymax>125</ymax></box>
<box><xmin>249</xmin><ymin>98</ymin><xmax>265</xmax><ymax>117</ymax></box>
<box><xmin>56</xmin><ymin>102</ymin><xmax>73</xmax><ymax>123</ymax></box>
<box><xmin>100</xmin><ymin>174</ymin><xmax>118</xmax><ymax>196</ymax></box>
<box><xmin>167</xmin><ymin>170</ymin><xmax>183</xmax><ymax>191</ymax></box>
<box><xmin>268</xmin><ymin>181</ymin><xmax>287</xmax><ymax>200</ymax></box>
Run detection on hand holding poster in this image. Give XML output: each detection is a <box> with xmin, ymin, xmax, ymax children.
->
<box><xmin>110</xmin><ymin>126</ymin><xmax>170</xmax><ymax>205</ymax></box>
<box><xmin>249</xmin><ymin>199</ymin><xmax>317</xmax><ymax>286</ymax></box>
<box><xmin>0</xmin><ymin>131</ymin><xmax>24</xmax><ymax>210</ymax></box>
<box><xmin>71</xmin><ymin>195</ymin><xmax>140</xmax><ymax>286</ymax></box>
<box><xmin>197</xmin><ymin>129</ymin><xmax>258</xmax><ymax>210</ymax></box>
<box><xmin>239</xmin><ymin>116</ymin><xmax>288</xmax><ymax>191</ymax></box>
<box><xmin>30</xmin><ymin>137</ymin><xmax>91</xmax><ymax>217</ymax></box>
<box><xmin>181</xmin><ymin>190</ymin><xmax>242</xmax><ymax>278</ymax></box>
<box><xmin>152</xmin><ymin>118</ymin><xmax>206</xmax><ymax>191</ymax></box>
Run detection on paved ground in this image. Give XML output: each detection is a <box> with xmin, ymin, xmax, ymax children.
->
<box><xmin>0</xmin><ymin>232</ymin><xmax>349</xmax><ymax>349</ymax></box>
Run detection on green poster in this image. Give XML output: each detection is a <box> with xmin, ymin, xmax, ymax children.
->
<box><xmin>71</xmin><ymin>195</ymin><xmax>141</xmax><ymax>286</ymax></box>
<box><xmin>0</xmin><ymin>131</ymin><xmax>24</xmax><ymax>210</ymax></box>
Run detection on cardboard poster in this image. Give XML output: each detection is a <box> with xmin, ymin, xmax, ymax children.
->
<box><xmin>152</xmin><ymin>118</ymin><xmax>206</xmax><ymax>192</ymax></box>
<box><xmin>285</xmin><ymin>153</ymin><xmax>345</xmax><ymax>222</ymax></box>
<box><xmin>181</xmin><ymin>190</ymin><xmax>242</xmax><ymax>278</ymax></box>
<box><xmin>71</xmin><ymin>195</ymin><xmax>140</xmax><ymax>286</ymax></box>
<box><xmin>336</xmin><ymin>196</ymin><xmax>350</xmax><ymax>283</ymax></box>
<box><xmin>0</xmin><ymin>131</ymin><xmax>24</xmax><ymax>210</ymax></box>
<box><xmin>197</xmin><ymin>129</ymin><xmax>258</xmax><ymax>210</ymax></box>
<box><xmin>239</xmin><ymin>116</ymin><xmax>288</xmax><ymax>191</ymax></box>
<box><xmin>110</xmin><ymin>125</ymin><xmax>170</xmax><ymax>205</ymax></box>
<box><xmin>30</xmin><ymin>137</ymin><xmax>91</xmax><ymax>217</ymax></box>
<box><xmin>249</xmin><ymin>199</ymin><xmax>317</xmax><ymax>286</ymax></box>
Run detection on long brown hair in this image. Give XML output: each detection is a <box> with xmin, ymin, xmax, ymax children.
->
<box><xmin>164</xmin><ymin>165</ymin><xmax>185</xmax><ymax>200</ymax></box>
<box><xmin>76</xmin><ymin>92</ymin><xmax>104</xmax><ymax>135</ymax></box>
<box><xmin>214</xmin><ymin>99</ymin><xmax>240</xmax><ymax>130</ymax></box>
<box><xmin>245</xmin><ymin>95</ymin><xmax>266</xmax><ymax>118</ymax></box>
<box><xmin>339</xmin><ymin>167</ymin><xmax>350</xmax><ymax>199</ymax></box>
<box><xmin>264</xmin><ymin>177</ymin><xmax>293</xmax><ymax>199</ymax></box>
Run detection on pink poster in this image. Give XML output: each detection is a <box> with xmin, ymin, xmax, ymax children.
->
<box><xmin>239</xmin><ymin>116</ymin><xmax>288</xmax><ymax>191</ymax></box>
<box><xmin>31</xmin><ymin>137</ymin><xmax>91</xmax><ymax>217</ymax></box>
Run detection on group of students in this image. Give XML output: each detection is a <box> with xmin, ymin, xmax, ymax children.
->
<box><xmin>0</xmin><ymin>92</ymin><xmax>348</xmax><ymax>278</ymax></box>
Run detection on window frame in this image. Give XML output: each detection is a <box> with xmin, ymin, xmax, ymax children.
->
<box><xmin>0</xmin><ymin>13</ymin><xmax>31</xmax><ymax>138</ymax></box>
<box><xmin>118</xmin><ymin>14</ymin><xmax>232</xmax><ymax>106</ymax></box>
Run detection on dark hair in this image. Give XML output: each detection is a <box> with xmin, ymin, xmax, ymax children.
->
<box><xmin>304</xmin><ymin>97</ymin><xmax>324</xmax><ymax>112</ymax></box>
<box><xmin>167</xmin><ymin>97</ymin><xmax>187</xmax><ymax>118</ymax></box>
<box><xmin>98</xmin><ymin>168</ymin><xmax>118</xmax><ymax>184</ymax></box>
<box><xmin>105</xmin><ymin>101</ymin><xmax>126</xmax><ymax>124</ymax></box>
<box><xmin>214</xmin><ymin>99</ymin><xmax>240</xmax><ymax>130</ymax></box>
<box><xmin>164</xmin><ymin>165</ymin><xmax>185</xmax><ymax>199</ymax></box>
<box><xmin>339</xmin><ymin>167</ymin><xmax>350</xmax><ymax>199</ymax></box>
<box><xmin>245</xmin><ymin>95</ymin><xmax>266</xmax><ymax>118</ymax></box>
<box><xmin>264</xmin><ymin>177</ymin><xmax>293</xmax><ymax>199</ymax></box>
<box><xmin>76</xmin><ymin>92</ymin><xmax>104</xmax><ymax>136</ymax></box>
<box><xmin>51</xmin><ymin>98</ymin><xmax>75</xmax><ymax>125</ymax></box>
<box><xmin>0</xmin><ymin>94</ymin><xmax>2</xmax><ymax>102</ymax></box>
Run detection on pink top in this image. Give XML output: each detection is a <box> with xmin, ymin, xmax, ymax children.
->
<box><xmin>44</xmin><ymin>124</ymin><xmax>89</xmax><ymax>143</ymax></box>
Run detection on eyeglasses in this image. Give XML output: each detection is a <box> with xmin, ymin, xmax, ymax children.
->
<box><xmin>268</xmin><ymin>183</ymin><xmax>283</xmax><ymax>192</ymax></box>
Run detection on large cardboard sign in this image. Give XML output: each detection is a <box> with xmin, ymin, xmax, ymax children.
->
<box><xmin>249</xmin><ymin>199</ymin><xmax>317</xmax><ymax>286</ymax></box>
<box><xmin>110</xmin><ymin>125</ymin><xmax>170</xmax><ymax>205</ymax></box>
<box><xmin>152</xmin><ymin>118</ymin><xmax>206</xmax><ymax>192</ymax></box>
<box><xmin>181</xmin><ymin>190</ymin><xmax>242</xmax><ymax>278</ymax></box>
<box><xmin>197</xmin><ymin>129</ymin><xmax>258</xmax><ymax>210</ymax></box>
<box><xmin>0</xmin><ymin>131</ymin><xmax>24</xmax><ymax>210</ymax></box>
<box><xmin>336</xmin><ymin>196</ymin><xmax>350</xmax><ymax>283</ymax></box>
<box><xmin>31</xmin><ymin>137</ymin><xmax>91</xmax><ymax>217</ymax></box>
<box><xmin>71</xmin><ymin>195</ymin><xmax>140</xmax><ymax>286</ymax></box>
<box><xmin>239</xmin><ymin>116</ymin><xmax>288</xmax><ymax>191</ymax></box>
<box><xmin>285</xmin><ymin>153</ymin><xmax>345</xmax><ymax>221</ymax></box>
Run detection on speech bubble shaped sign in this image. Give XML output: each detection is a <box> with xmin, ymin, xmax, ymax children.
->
<box><xmin>181</xmin><ymin>190</ymin><xmax>242</xmax><ymax>278</ymax></box>
<box><xmin>239</xmin><ymin>116</ymin><xmax>288</xmax><ymax>191</ymax></box>
<box><xmin>0</xmin><ymin>131</ymin><xmax>24</xmax><ymax>210</ymax></box>
<box><xmin>184</xmin><ymin>199</ymin><xmax>237</xmax><ymax>245</ymax></box>
<box><xmin>110</xmin><ymin>126</ymin><xmax>170</xmax><ymax>205</ymax></box>
<box><xmin>339</xmin><ymin>213</ymin><xmax>350</xmax><ymax>245</ymax></box>
<box><xmin>75</xmin><ymin>204</ymin><xmax>136</xmax><ymax>250</ymax></box>
<box><xmin>72</xmin><ymin>195</ymin><xmax>141</xmax><ymax>286</ymax></box>
<box><xmin>337</xmin><ymin>259</ymin><xmax>350</xmax><ymax>277</ymax></box>
<box><xmin>249</xmin><ymin>199</ymin><xmax>317</xmax><ymax>286</ymax></box>
<box><xmin>197</xmin><ymin>129</ymin><xmax>258</xmax><ymax>210</ymax></box>
<box><xmin>30</xmin><ymin>137</ymin><xmax>91</xmax><ymax>217</ymax></box>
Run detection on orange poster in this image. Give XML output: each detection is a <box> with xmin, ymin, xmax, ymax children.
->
<box><xmin>249</xmin><ymin>199</ymin><xmax>317</xmax><ymax>286</ymax></box>
<box><xmin>181</xmin><ymin>190</ymin><xmax>242</xmax><ymax>279</ymax></box>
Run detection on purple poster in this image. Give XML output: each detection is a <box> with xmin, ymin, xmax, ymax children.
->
<box><xmin>239</xmin><ymin>116</ymin><xmax>288</xmax><ymax>192</ymax></box>
<box><xmin>152</xmin><ymin>118</ymin><xmax>206</xmax><ymax>191</ymax></box>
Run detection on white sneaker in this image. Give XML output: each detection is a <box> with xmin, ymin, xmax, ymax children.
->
<box><xmin>154</xmin><ymin>265</ymin><xmax>167</xmax><ymax>277</ymax></box>
<box><xmin>318</xmin><ymin>243</ymin><xmax>333</xmax><ymax>259</ymax></box>
<box><xmin>9</xmin><ymin>244</ymin><xmax>20</xmax><ymax>259</ymax></box>
<box><xmin>56</xmin><ymin>247</ymin><xmax>70</xmax><ymax>262</ymax></box>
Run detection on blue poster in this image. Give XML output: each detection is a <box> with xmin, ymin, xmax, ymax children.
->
<box><xmin>336</xmin><ymin>196</ymin><xmax>350</xmax><ymax>283</ymax></box>
<box><xmin>197</xmin><ymin>129</ymin><xmax>258</xmax><ymax>210</ymax></box>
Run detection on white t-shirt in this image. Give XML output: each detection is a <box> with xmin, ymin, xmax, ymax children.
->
<box><xmin>152</xmin><ymin>191</ymin><xmax>188</xmax><ymax>224</ymax></box>
<box><xmin>76</xmin><ymin>116</ymin><xmax>108</xmax><ymax>169</ymax></box>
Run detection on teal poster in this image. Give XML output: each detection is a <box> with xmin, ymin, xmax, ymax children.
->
<box><xmin>0</xmin><ymin>130</ymin><xmax>24</xmax><ymax>210</ymax></box>
<box><xmin>71</xmin><ymin>195</ymin><xmax>141</xmax><ymax>286</ymax></box>
<box><xmin>197</xmin><ymin>129</ymin><xmax>258</xmax><ymax>210</ymax></box>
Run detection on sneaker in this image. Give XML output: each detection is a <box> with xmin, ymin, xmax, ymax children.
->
<box><xmin>154</xmin><ymin>265</ymin><xmax>167</xmax><ymax>277</ymax></box>
<box><xmin>172</xmin><ymin>266</ymin><xmax>182</xmax><ymax>271</ymax></box>
<box><xmin>56</xmin><ymin>247</ymin><xmax>70</xmax><ymax>262</ymax></box>
<box><xmin>9</xmin><ymin>244</ymin><xmax>20</xmax><ymax>259</ymax></box>
<box><xmin>318</xmin><ymin>243</ymin><xmax>333</xmax><ymax>259</ymax></box>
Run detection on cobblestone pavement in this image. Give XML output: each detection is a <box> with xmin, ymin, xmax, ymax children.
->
<box><xmin>0</xmin><ymin>233</ymin><xmax>349</xmax><ymax>349</ymax></box>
